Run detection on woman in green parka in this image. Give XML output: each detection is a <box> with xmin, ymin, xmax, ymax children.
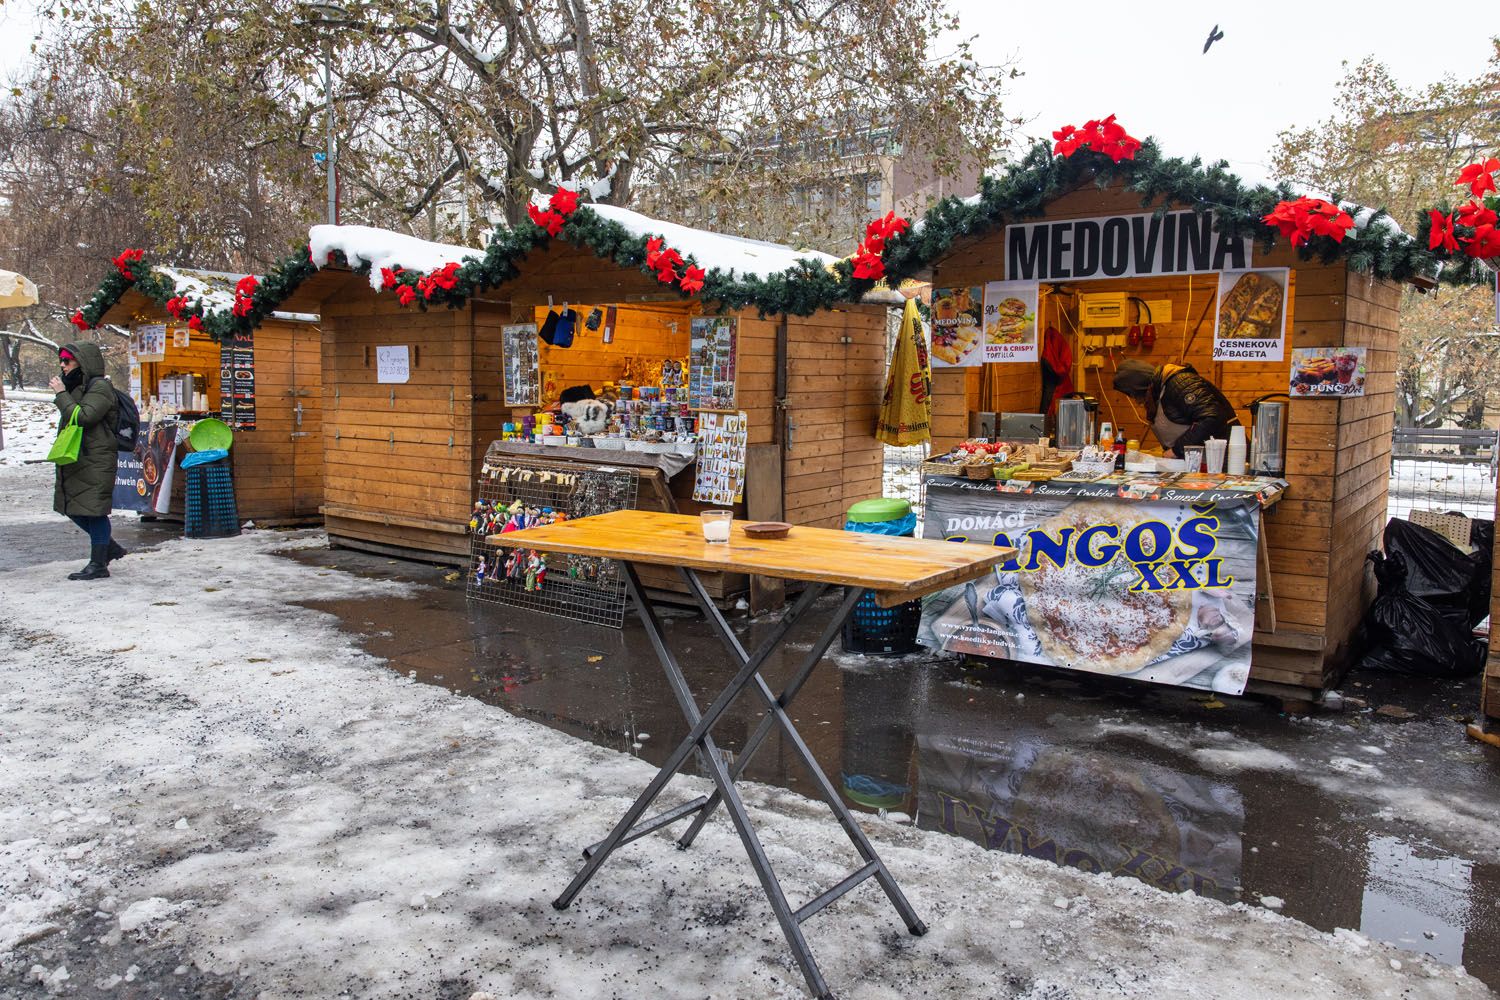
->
<box><xmin>49</xmin><ymin>341</ymin><xmax>126</xmax><ymax>580</ymax></box>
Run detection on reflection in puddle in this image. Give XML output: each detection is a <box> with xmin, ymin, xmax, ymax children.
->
<box><xmin>916</xmin><ymin>734</ymin><xmax>1243</xmax><ymax>903</ymax></box>
<box><xmin>292</xmin><ymin>560</ymin><xmax>1500</xmax><ymax>992</ymax></box>
<box><xmin>1362</xmin><ymin>836</ymin><xmax>1471</xmax><ymax>967</ymax></box>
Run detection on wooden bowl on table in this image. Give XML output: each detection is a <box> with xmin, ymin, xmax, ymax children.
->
<box><xmin>743</xmin><ymin>521</ymin><xmax>792</xmax><ymax>540</ymax></box>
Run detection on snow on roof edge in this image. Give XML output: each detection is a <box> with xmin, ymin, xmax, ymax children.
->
<box><xmin>584</xmin><ymin>204</ymin><xmax>839</xmax><ymax>281</ymax></box>
<box><xmin>309</xmin><ymin>224</ymin><xmax>485</xmax><ymax>292</ymax></box>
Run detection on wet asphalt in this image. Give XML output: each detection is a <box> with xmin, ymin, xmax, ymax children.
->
<box><xmin>283</xmin><ymin>543</ymin><xmax>1500</xmax><ymax>992</ymax></box>
<box><xmin>4</xmin><ymin>501</ymin><xmax>1498</xmax><ymax>990</ymax></box>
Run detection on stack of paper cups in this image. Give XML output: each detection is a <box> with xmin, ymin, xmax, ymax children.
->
<box><xmin>1227</xmin><ymin>425</ymin><xmax>1248</xmax><ymax>475</ymax></box>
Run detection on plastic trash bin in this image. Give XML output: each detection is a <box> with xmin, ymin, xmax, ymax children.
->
<box><xmin>841</xmin><ymin>498</ymin><xmax>921</xmax><ymax>655</ymax></box>
<box><xmin>183</xmin><ymin>457</ymin><xmax>241</xmax><ymax>539</ymax></box>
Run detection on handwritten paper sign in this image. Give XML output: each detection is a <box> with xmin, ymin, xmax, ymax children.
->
<box><xmin>376</xmin><ymin>345</ymin><xmax>410</xmax><ymax>384</ymax></box>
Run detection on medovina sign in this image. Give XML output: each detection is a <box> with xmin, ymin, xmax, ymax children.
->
<box><xmin>1006</xmin><ymin>210</ymin><xmax>1253</xmax><ymax>281</ymax></box>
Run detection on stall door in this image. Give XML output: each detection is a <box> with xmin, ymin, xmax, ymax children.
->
<box><xmin>289</xmin><ymin>322</ymin><xmax>324</xmax><ymax>519</ymax></box>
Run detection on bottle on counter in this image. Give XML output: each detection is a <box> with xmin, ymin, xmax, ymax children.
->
<box><xmin>1098</xmin><ymin>421</ymin><xmax>1115</xmax><ymax>452</ymax></box>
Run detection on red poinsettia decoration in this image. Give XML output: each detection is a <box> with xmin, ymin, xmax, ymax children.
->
<box><xmin>679</xmin><ymin>265</ymin><xmax>705</xmax><ymax>296</ymax></box>
<box><xmin>1053</xmin><ymin>115</ymin><xmax>1141</xmax><ymax>163</ymax></box>
<box><xmin>380</xmin><ymin>267</ymin><xmax>404</xmax><ymax>290</ymax></box>
<box><xmin>1456</xmin><ymin>200</ymin><xmax>1498</xmax><ymax>230</ymax></box>
<box><xmin>847</xmin><ymin>210</ymin><xmax>910</xmax><ymax>282</ymax></box>
<box><xmin>164</xmin><ymin>295</ymin><xmax>187</xmax><ymax>319</ymax></box>
<box><xmin>70</xmin><ymin>311</ymin><xmax>89</xmax><ymax>331</ymax></box>
<box><xmin>1263</xmin><ymin>197</ymin><xmax>1355</xmax><ymax>247</ymax></box>
<box><xmin>416</xmin><ymin>261</ymin><xmax>462</xmax><ymax>300</ymax></box>
<box><xmin>851</xmin><ymin>247</ymin><xmax>885</xmax><ymax>281</ymax></box>
<box><xmin>187</xmin><ymin>315</ymin><xmax>203</xmax><ymax>331</ymax></box>
<box><xmin>527</xmin><ymin>203</ymin><xmax>565</xmax><ymax>237</ymax></box>
<box><xmin>1428</xmin><ymin>210</ymin><xmax>1459</xmax><ymax>253</ymax></box>
<box><xmin>548</xmin><ymin>187</ymin><xmax>580</xmax><ymax>216</ymax></box>
<box><xmin>230</xmin><ymin>275</ymin><xmax>259</xmax><ymax>317</ymax></box>
<box><xmin>648</xmin><ymin>243</ymin><xmax>683</xmax><ymax>284</ymax></box>
<box><xmin>395</xmin><ymin>284</ymin><xmax>417</xmax><ymax>307</ymax></box>
<box><xmin>1466</xmin><ymin>224</ymin><xmax>1500</xmax><ymax>259</ymax></box>
<box><xmin>1456</xmin><ymin>159</ymin><xmax>1500</xmax><ymax>198</ymax></box>
<box><xmin>112</xmin><ymin>248</ymin><xmax>145</xmax><ymax>281</ymax></box>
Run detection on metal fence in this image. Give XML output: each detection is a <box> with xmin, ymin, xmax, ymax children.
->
<box><xmin>882</xmin><ymin>444</ymin><xmax>929</xmax><ymax>530</ymax></box>
<box><xmin>1387</xmin><ymin>428</ymin><xmax>1499</xmax><ymax>523</ymax></box>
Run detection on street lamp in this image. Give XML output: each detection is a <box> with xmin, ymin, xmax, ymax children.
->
<box><xmin>302</xmin><ymin>3</ymin><xmax>345</xmax><ymax>225</ymax></box>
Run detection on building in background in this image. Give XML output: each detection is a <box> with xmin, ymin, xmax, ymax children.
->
<box><xmin>654</xmin><ymin>123</ymin><xmax>984</xmax><ymax>256</ymax></box>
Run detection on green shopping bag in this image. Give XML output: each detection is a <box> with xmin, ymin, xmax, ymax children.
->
<box><xmin>47</xmin><ymin>409</ymin><xmax>82</xmax><ymax>465</ymax></box>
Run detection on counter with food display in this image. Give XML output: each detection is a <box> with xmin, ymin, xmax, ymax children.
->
<box><xmin>918</xmin><ymin>443</ymin><xmax>1287</xmax><ymax>696</ymax></box>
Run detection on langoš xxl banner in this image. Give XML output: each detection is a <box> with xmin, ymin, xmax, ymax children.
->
<box><xmin>919</xmin><ymin>483</ymin><xmax>1260</xmax><ymax>695</ymax></box>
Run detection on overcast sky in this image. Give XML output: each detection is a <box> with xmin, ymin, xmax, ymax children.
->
<box><xmin>951</xmin><ymin>0</ymin><xmax>1496</xmax><ymax>185</ymax></box>
<box><xmin>0</xmin><ymin>0</ymin><xmax>1493</xmax><ymax>191</ymax></box>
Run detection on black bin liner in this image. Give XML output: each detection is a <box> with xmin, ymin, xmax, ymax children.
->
<box><xmin>1356</xmin><ymin>517</ymin><xmax>1491</xmax><ymax>679</ymax></box>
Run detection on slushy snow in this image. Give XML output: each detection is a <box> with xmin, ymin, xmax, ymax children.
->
<box><xmin>0</xmin><ymin>463</ymin><xmax>1490</xmax><ymax>998</ymax></box>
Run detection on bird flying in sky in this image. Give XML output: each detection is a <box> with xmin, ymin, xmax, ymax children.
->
<box><xmin>1203</xmin><ymin>24</ymin><xmax>1225</xmax><ymax>54</ymax></box>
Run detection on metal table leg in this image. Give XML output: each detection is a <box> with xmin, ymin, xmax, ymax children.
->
<box><xmin>553</xmin><ymin>564</ymin><xmax>924</xmax><ymax>999</ymax></box>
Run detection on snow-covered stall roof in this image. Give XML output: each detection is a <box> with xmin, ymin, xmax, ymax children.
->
<box><xmin>587</xmin><ymin>204</ymin><xmax>839</xmax><ymax>280</ymax></box>
<box><xmin>154</xmin><ymin>267</ymin><xmax>244</xmax><ymax>315</ymax></box>
<box><xmin>309</xmin><ymin>225</ymin><xmax>485</xmax><ymax>291</ymax></box>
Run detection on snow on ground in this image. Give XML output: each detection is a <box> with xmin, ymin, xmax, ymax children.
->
<box><xmin>0</xmin><ymin>468</ymin><xmax>1491</xmax><ymax>998</ymax></box>
<box><xmin>1</xmin><ymin>393</ymin><xmax>60</xmax><ymax>466</ymax></box>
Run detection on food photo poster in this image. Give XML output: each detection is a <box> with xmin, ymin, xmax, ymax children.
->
<box><xmin>1288</xmin><ymin>346</ymin><xmax>1366</xmax><ymax>397</ymax></box>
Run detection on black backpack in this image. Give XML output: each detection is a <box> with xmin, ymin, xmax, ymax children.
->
<box><xmin>87</xmin><ymin>376</ymin><xmax>142</xmax><ymax>452</ymax></box>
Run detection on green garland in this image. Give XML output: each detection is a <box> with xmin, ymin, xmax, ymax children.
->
<box><xmin>75</xmin><ymin>138</ymin><xmax>1489</xmax><ymax>341</ymax></box>
<box><xmin>878</xmin><ymin>140</ymin><xmax>1487</xmax><ymax>288</ymax></box>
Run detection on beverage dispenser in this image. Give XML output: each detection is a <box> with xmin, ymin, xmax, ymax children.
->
<box><xmin>1249</xmin><ymin>394</ymin><xmax>1289</xmax><ymax>476</ymax></box>
<box><xmin>1055</xmin><ymin>395</ymin><xmax>1096</xmax><ymax>451</ymax></box>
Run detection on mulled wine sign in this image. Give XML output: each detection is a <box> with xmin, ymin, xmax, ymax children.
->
<box><xmin>1005</xmin><ymin>210</ymin><xmax>1253</xmax><ymax>282</ymax></box>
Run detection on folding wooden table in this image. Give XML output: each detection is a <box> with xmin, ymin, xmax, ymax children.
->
<box><xmin>489</xmin><ymin>509</ymin><xmax>1014</xmax><ymax>998</ymax></box>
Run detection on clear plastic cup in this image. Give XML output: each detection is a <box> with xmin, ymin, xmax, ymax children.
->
<box><xmin>1203</xmin><ymin>438</ymin><xmax>1227</xmax><ymax>474</ymax></box>
<box><xmin>700</xmin><ymin>510</ymin><xmax>733</xmax><ymax>543</ymax></box>
<box><xmin>1181</xmin><ymin>445</ymin><xmax>1205</xmax><ymax>474</ymax></box>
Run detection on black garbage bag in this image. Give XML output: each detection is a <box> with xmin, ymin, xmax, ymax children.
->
<box><xmin>1356</xmin><ymin>525</ymin><xmax>1487</xmax><ymax>678</ymax></box>
<box><xmin>1381</xmin><ymin>517</ymin><xmax>1492</xmax><ymax>628</ymax></box>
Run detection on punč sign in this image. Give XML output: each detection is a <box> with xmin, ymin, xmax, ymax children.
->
<box><xmin>1006</xmin><ymin>210</ymin><xmax>1253</xmax><ymax>281</ymax></box>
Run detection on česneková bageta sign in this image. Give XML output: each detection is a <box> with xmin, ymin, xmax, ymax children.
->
<box><xmin>1006</xmin><ymin>210</ymin><xmax>1252</xmax><ymax>282</ymax></box>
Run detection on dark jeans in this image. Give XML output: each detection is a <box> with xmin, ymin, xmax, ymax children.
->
<box><xmin>67</xmin><ymin>514</ymin><xmax>112</xmax><ymax>547</ymax></box>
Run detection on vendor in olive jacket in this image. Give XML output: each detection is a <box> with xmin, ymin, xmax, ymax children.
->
<box><xmin>49</xmin><ymin>341</ymin><xmax>126</xmax><ymax>581</ymax></box>
<box><xmin>1112</xmin><ymin>359</ymin><xmax>1240</xmax><ymax>458</ymax></box>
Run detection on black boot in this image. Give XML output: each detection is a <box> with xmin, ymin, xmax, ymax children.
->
<box><xmin>106</xmin><ymin>540</ymin><xmax>127</xmax><ymax>563</ymax></box>
<box><xmin>68</xmin><ymin>545</ymin><xmax>111</xmax><ymax>581</ymax></box>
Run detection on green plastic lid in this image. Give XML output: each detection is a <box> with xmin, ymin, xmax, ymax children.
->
<box><xmin>188</xmin><ymin>417</ymin><xmax>234</xmax><ymax>453</ymax></box>
<box><xmin>846</xmin><ymin>498</ymin><xmax>912</xmax><ymax>523</ymax></box>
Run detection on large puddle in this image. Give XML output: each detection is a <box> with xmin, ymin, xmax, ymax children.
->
<box><xmin>295</xmin><ymin>551</ymin><xmax>1500</xmax><ymax>990</ymax></box>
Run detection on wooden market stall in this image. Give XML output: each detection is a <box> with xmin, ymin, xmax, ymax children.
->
<box><xmin>263</xmin><ymin>210</ymin><xmax>890</xmax><ymax>599</ymax></box>
<box><xmin>91</xmin><ymin>267</ymin><xmax>324</xmax><ymax>525</ymax></box>
<box><xmin>911</xmin><ymin>175</ymin><xmax>1406</xmax><ymax>706</ymax></box>
<box><xmin>1485</xmin><ymin>473</ymin><xmax>1500</xmax><ymax>724</ymax></box>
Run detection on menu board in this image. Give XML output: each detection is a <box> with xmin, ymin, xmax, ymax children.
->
<box><xmin>693</xmin><ymin>410</ymin><xmax>748</xmax><ymax>505</ymax></box>
<box><xmin>502</xmin><ymin>323</ymin><xmax>540</xmax><ymax>404</ymax></box>
<box><xmin>930</xmin><ymin>286</ymin><xmax>983</xmax><ymax>368</ymax></box>
<box><xmin>132</xmin><ymin>323</ymin><xmax>166</xmax><ymax>363</ymax></box>
<box><xmin>220</xmin><ymin>328</ymin><xmax>256</xmax><ymax>429</ymax></box>
<box><xmin>689</xmin><ymin>316</ymin><xmax>737</xmax><ymax>410</ymax></box>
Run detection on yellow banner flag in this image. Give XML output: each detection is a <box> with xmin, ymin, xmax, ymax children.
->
<box><xmin>876</xmin><ymin>299</ymin><xmax>932</xmax><ymax>446</ymax></box>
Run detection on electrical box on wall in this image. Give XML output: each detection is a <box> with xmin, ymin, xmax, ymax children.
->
<box><xmin>1078</xmin><ymin>292</ymin><xmax>1128</xmax><ymax>328</ymax></box>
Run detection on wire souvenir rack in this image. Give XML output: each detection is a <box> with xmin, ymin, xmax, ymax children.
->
<box><xmin>467</xmin><ymin>453</ymin><xmax>638</xmax><ymax>628</ymax></box>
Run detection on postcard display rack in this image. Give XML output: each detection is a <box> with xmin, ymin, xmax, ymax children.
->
<box><xmin>467</xmin><ymin>454</ymin><xmax>639</xmax><ymax>628</ymax></box>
